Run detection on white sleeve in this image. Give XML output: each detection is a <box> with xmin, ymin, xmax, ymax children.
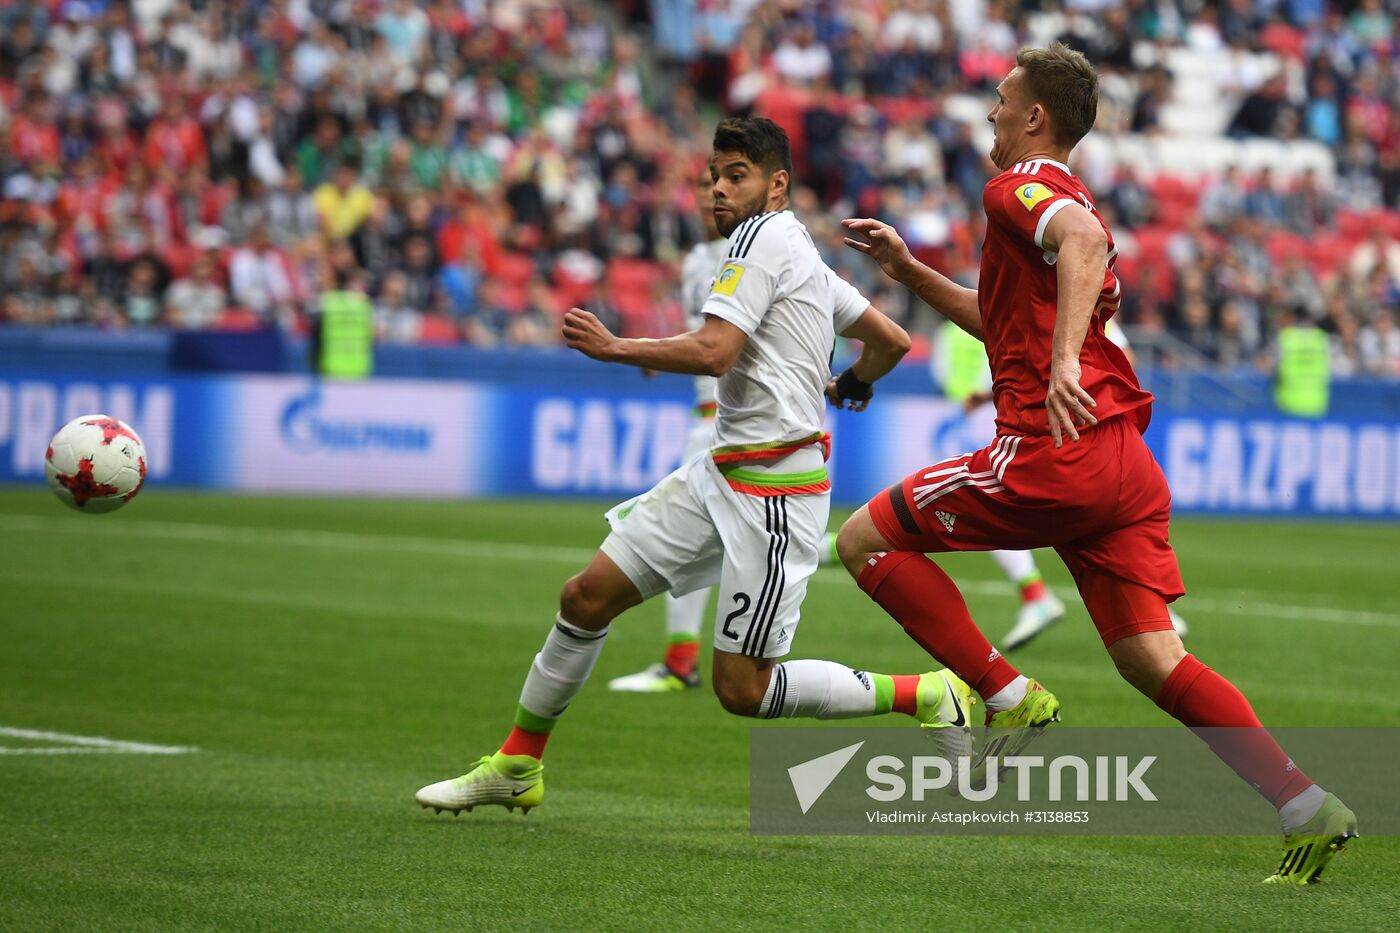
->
<box><xmin>828</xmin><ymin>266</ymin><xmax>871</xmax><ymax>334</ymax></box>
<box><xmin>700</xmin><ymin>215</ymin><xmax>787</xmax><ymax>336</ymax></box>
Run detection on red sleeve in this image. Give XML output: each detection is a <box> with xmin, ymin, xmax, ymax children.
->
<box><xmin>986</xmin><ymin>175</ymin><xmax>1079</xmax><ymax>250</ymax></box>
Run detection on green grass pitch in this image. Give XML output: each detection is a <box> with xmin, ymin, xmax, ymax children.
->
<box><xmin>1</xmin><ymin>488</ymin><xmax>1397</xmax><ymax>930</ymax></box>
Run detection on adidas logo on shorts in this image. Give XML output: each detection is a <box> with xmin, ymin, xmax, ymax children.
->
<box><xmin>935</xmin><ymin>510</ymin><xmax>956</xmax><ymax>532</ymax></box>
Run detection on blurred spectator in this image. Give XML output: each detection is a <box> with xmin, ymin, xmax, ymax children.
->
<box><xmin>802</xmin><ymin>81</ymin><xmax>846</xmax><ymax>205</ymax></box>
<box><xmin>884</xmin><ymin>116</ymin><xmax>944</xmax><ymax>192</ymax></box>
<box><xmin>1347</xmin><ymin>0</ymin><xmax>1392</xmax><ymax>45</ymax></box>
<box><xmin>265</xmin><ymin>169</ymin><xmax>321</xmax><ymax>247</ymax></box>
<box><xmin>1349</xmin><ymin>229</ymin><xmax>1400</xmax><ymax>294</ymax></box>
<box><xmin>1111</xmin><ymin>167</ymin><xmax>1154</xmax><ymax>229</ymax></box>
<box><xmin>1174</xmin><ymin>295</ymin><xmax>1220</xmax><ymax>361</ymax></box>
<box><xmin>143</xmin><ymin>96</ymin><xmax>207</xmax><ymax>177</ymax></box>
<box><xmin>0</xmin><ymin>0</ymin><xmax>1393</xmax><ymax>377</ymax></box>
<box><xmin>1216</xmin><ymin>300</ymin><xmax>1258</xmax><ymax>368</ymax></box>
<box><xmin>4</xmin><ymin>255</ymin><xmax>50</xmax><ymax>325</ymax></box>
<box><xmin>165</xmin><ymin>252</ymin><xmax>228</xmax><ymax>330</ymax></box>
<box><xmin>301</xmin><ymin>117</ymin><xmax>354</xmax><ymax>188</ymax></box>
<box><xmin>82</xmin><ymin>230</ymin><xmax>131</xmax><ymax>302</ymax></box>
<box><xmin>773</xmin><ymin>22</ymin><xmax>832</xmax><ymax>86</ymax></box>
<box><xmin>1243</xmin><ymin>169</ymin><xmax>1286</xmax><ymax>225</ymax></box>
<box><xmin>123</xmin><ymin>258</ymin><xmax>164</xmax><ymax>327</ymax></box>
<box><xmin>400</xmin><ymin>233</ymin><xmax>439</xmax><ymax>312</ymax></box>
<box><xmin>694</xmin><ymin>0</ymin><xmax>741</xmax><ymax>101</ymax></box>
<box><xmin>1200</xmin><ymin>167</ymin><xmax>1247</xmax><ymax>230</ymax></box>
<box><xmin>375</xmin><ymin>270</ymin><xmax>421</xmax><ymax>344</ymax></box>
<box><xmin>313</xmin><ymin>158</ymin><xmax>375</xmax><ymax>240</ymax></box>
<box><xmin>1359</xmin><ymin>310</ymin><xmax>1400</xmax><ymax>378</ymax></box>
<box><xmin>449</xmin><ymin>121</ymin><xmax>507</xmax><ymax>195</ymax></box>
<box><xmin>883</xmin><ymin>0</ymin><xmax>942</xmax><ymax>52</ymax></box>
<box><xmin>376</xmin><ymin>0</ymin><xmax>429</xmax><ymax>66</ymax></box>
<box><xmin>506</xmin><ymin>277</ymin><xmax>563</xmax><ymax>347</ymax></box>
<box><xmin>1330</xmin><ymin>310</ymin><xmax>1364</xmax><ymax>378</ymax></box>
<box><xmin>1304</xmin><ymin>73</ymin><xmax>1343</xmax><ymax>147</ymax></box>
<box><xmin>1228</xmin><ymin>74</ymin><xmax>1291</xmax><ymax>138</ymax></box>
<box><xmin>1130</xmin><ymin>66</ymin><xmax>1172</xmax><ymax>134</ymax></box>
<box><xmin>1285</xmin><ymin>168</ymin><xmax>1337</xmax><ymax>233</ymax></box>
<box><xmin>229</xmin><ymin>224</ymin><xmax>296</xmax><ymax>321</ymax></box>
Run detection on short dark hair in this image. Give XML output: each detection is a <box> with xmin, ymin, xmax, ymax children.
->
<box><xmin>713</xmin><ymin>117</ymin><xmax>793</xmax><ymax>179</ymax></box>
<box><xmin>1016</xmin><ymin>43</ymin><xmax>1099</xmax><ymax>147</ymax></box>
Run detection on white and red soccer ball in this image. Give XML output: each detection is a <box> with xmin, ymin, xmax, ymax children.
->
<box><xmin>44</xmin><ymin>415</ymin><xmax>148</xmax><ymax>513</ymax></box>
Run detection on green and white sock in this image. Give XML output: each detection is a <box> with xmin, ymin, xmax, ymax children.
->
<box><xmin>516</xmin><ymin>614</ymin><xmax>610</xmax><ymax>729</ymax></box>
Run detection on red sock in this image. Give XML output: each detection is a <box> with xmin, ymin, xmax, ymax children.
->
<box><xmin>857</xmin><ymin>551</ymin><xmax>1021</xmax><ymax>700</ymax></box>
<box><xmin>891</xmin><ymin>674</ymin><xmax>920</xmax><ymax>716</ymax></box>
<box><xmin>1156</xmin><ymin>654</ymin><xmax>1313</xmax><ymax>808</ymax></box>
<box><xmin>1020</xmin><ymin>578</ymin><xmax>1047</xmax><ymax>603</ymax></box>
<box><xmin>500</xmin><ymin>726</ymin><xmax>549</xmax><ymax>760</ymax></box>
<box><xmin>664</xmin><ymin>640</ymin><xmax>700</xmax><ymax>678</ymax></box>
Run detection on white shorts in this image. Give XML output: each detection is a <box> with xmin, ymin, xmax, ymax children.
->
<box><xmin>601</xmin><ymin>453</ymin><xmax>828</xmax><ymax>659</ymax></box>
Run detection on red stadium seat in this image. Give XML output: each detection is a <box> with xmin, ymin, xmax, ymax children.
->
<box><xmin>605</xmin><ymin>258</ymin><xmax>659</xmax><ymax>308</ymax></box>
<box><xmin>1336</xmin><ymin>212</ymin><xmax>1373</xmax><ymax>242</ymax></box>
<box><xmin>494</xmin><ymin>252</ymin><xmax>537</xmax><ymax>290</ymax></box>
<box><xmin>1134</xmin><ymin>226</ymin><xmax>1175</xmax><ymax>269</ymax></box>
<box><xmin>1266</xmin><ymin>231</ymin><xmax>1308</xmax><ymax>265</ymax></box>
<box><xmin>1307</xmin><ymin>236</ymin><xmax>1354</xmax><ymax>277</ymax></box>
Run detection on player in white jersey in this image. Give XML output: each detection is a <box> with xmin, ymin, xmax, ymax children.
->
<box><xmin>608</xmin><ymin>168</ymin><xmax>730</xmax><ymax>693</ymax></box>
<box><xmin>415</xmin><ymin>118</ymin><xmax>975</xmax><ymax>817</ymax></box>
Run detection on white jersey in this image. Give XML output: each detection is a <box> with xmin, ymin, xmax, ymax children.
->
<box><xmin>700</xmin><ymin>210</ymin><xmax>870</xmax><ymax>491</ymax></box>
<box><xmin>680</xmin><ymin>238</ymin><xmax>729</xmax><ymax>409</ymax></box>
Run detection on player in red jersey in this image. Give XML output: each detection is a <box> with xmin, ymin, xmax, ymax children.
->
<box><xmin>835</xmin><ymin>44</ymin><xmax>1356</xmax><ymax>884</ymax></box>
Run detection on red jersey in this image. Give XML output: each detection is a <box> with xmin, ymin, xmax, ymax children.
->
<box><xmin>979</xmin><ymin>158</ymin><xmax>1153</xmax><ymax>436</ymax></box>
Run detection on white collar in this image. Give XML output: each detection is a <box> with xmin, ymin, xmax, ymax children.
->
<box><xmin>1016</xmin><ymin>157</ymin><xmax>1072</xmax><ymax>175</ymax></box>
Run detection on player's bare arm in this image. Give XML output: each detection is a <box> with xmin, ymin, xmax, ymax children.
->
<box><xmin>962</xmin><ymin>389</ymin><xmax>994</xmax><ymax>413</ymax></box>
<box><xmin>563</xmin><ymin>308</ymin><xmax>748</xmax><ymax>377</ymax></box>
<box><xmin>1039</xmin><ymin>202</ymin><xmax>1107</xmax><ymax>447</ymax></box>
<box><xmin>841</xmin><ymin>218</ymin><xmax>982</xmax><ymax>339</ymax></box>
<box><xmin>824</xmin><ymin>305</ymin><xmax>911</xmax><ymax>411</ymax></box>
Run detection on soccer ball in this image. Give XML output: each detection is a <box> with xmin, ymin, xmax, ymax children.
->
<box><xmin>45</xmin><ymin>415</ymin><xmax>148</xmax><ymax>513</ymax></box>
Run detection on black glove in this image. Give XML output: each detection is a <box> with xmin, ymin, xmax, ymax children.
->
<box><xmin>832</xmin><ymin>367</ymin><xmax>873</xmax><ymax>403</ymax></box>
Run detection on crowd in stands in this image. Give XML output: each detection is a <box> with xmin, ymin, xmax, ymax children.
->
<box><xmin>0</xmin><ymin>0</ymin><xmax>1398</xmax><ymax>378</ymax></box>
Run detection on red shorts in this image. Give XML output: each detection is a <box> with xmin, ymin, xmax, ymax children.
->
<box><xmin>867</xmin><ymin>415</ymin><xmax>1184</xmax><ymax>646</ymax></box>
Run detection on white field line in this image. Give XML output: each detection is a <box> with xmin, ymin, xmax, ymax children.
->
<box><xmin>0</xmin><ymin>726</ymin><xmax>197</xmax><ymax>756</ymax></box>
<box><xmin>2</xmin><ymin>514</ymin><xmax>1397</xmax><ymax>630</ymax></box>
